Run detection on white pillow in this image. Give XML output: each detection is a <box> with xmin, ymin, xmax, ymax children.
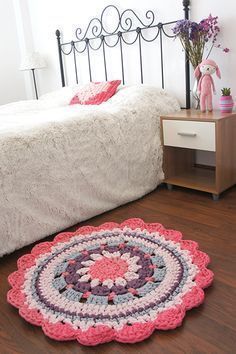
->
<box><xmin>39</xmin><ymin>85</ymin><xmax>82</xmax><ymax>105</ymax></box>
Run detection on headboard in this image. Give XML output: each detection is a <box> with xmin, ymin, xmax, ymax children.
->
<box><xmin>56</xmin><ymin>1</ymin><xmax>190</xmax><ymax>108</ymax></box>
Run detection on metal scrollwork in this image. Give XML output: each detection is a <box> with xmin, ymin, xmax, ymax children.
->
<box><xmin>56</xmin><ymin>1</ymin><xmax>191</xmax><ymax>109</ymax></box>
<box><xmin>60</xmin><ymin>43</ymin><xmax>73</xmax><ymax>56</ymax></box>
<box><xmin>73</xmin><ymin>5</ymin><xmax>156</xmax><ymax>40</ymax></box>
<box><xmin>74</xmin><ymin>41</ymin><xmax>87</xmax><ymax>54</ymax></box>
<box><xmin>75</xmin><ymin>17</ymin><xmax>102</xmax><ymax>41</ymax></box>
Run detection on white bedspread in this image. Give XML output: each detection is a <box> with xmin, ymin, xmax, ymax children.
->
<box><xmin>0</xmin><ymin>86</ymin><xmax>180</xmax><ymax>256</ymax></box>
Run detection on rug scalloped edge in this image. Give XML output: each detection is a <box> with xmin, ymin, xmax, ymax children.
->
<box><xmin>15</xmin><ymin>290</ymin><xmax>204</xmax><ymax>346</ymax></box>
<box><xmin>7</xmin><ymin>218</ymin><xmax>214</xmax><ymax>346</ymax></box>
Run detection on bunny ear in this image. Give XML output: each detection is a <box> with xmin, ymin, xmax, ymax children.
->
<box><xmin>216</xmin><ymin>66</ymin><xmax>221</xmax><ymax>79</ymax></box>
<box><xmin>194</xmin><ymin>65</ymin><xmax>201</xmax><ymax>78</ymax></box>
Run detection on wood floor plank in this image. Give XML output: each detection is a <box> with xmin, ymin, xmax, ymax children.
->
<box><xmin>0</xmin><ymin>185</ymin><xmax>235</xmax><ymax>354</ymax></box>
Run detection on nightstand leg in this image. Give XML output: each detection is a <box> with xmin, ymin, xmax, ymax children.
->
<box><xmin>212</xmin><ymin>194</ymin><xmax>219</xmax><ymax>201</ymax></box>
<box><xmin>166</xmin><ymin>183</ymin><xmax>173</xmax><ymax>191</ymax></box>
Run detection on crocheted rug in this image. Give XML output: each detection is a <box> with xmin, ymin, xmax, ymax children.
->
<box><xmin>7</xmin><ymin>218</ymin><xmax>213</xmax><ymax>346</ymax></box>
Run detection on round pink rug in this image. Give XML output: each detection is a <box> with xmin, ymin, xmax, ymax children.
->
<box><xmin>7</xmin><ymin>218</ymin><xmax>213</xmax><ymax>346</ymax></box>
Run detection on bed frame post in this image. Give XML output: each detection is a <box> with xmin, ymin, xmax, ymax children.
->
<box><xmin>183</xmin><ymin>0</ymin><xmax>191</xmax><ymax>109</ymax></box>
<box><xmin>56</xmin><ymin>29</ymin><xmax>65</xmax><ymax>87</ymax></box>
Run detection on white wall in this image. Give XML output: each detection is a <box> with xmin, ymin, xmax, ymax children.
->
<box><xmin>0</xmin><ymin>1</ymin><xmax>234</xmax><ymax>106</ymax></box>
<box><xmin>0</xmin><ymin>0</ymin><xmax>26</xmax><ymax>104</ymax></box>
<box><xmin>26</xmin><ymin>0</ymin><xmax>185</xmax><ymax>104</ymax></box>
<box><xmin>191</xmin><ymin>0</ymin><xmax>236</xmax><ymax>108</ymax></box>
<box><xmin>13</xmin><ymin>0</ymin><xmax>36</xmax><ymax>100</ymax></box>
<box><xmin>192</xmin><ymin>0</ymin><xmax>236</xmax><ymax>166</ymax></box>
<box><xmin>25</xmin><ymin>0</ymin><xmax>236</xmax><ymax>109</ymax></box>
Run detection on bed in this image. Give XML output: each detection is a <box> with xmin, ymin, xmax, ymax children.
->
<box><xmin>0</xmin><ymin>2</ymin><xmax>190</xmax><ymax>257</ymax></box>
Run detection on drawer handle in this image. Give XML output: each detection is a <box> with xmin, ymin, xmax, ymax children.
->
<box><xmin>177</xmin><ymin>132</ymin><xmax>197</xmax><ymax>137</ymax></box>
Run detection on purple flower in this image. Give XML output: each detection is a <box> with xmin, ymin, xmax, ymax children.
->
<box><xmin>215</xmin><ymin>44</ymin><xmax>230</xmax><ymax>53</ymax></box>
<box><xmin>172</xmin><ymin>20</ymin><xmax>193</xmax><ymax>37</ymax></box>
<box><xmin>172</xmin><ymin>14</ymin><xmax>229</xmax><ymax>68</ymax></box>
<box><xmin>190</xmin><ymin>22</ymin><xmax>201</xmax><ymax>41</ymax></box>
<box><xmin>199</xmin><ymin>14</ymin><xmax>220</xmax><ymax>43</ymax></box>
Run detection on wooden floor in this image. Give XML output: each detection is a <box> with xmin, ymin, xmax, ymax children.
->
<box><xmin>1</xmin><ymin>185</ymin><xmax>236</xmax><ymax>354</ymax></box>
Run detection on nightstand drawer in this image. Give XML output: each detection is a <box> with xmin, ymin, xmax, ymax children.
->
<box><xmin>162</xmin><ymin>120</ymin><xmax>216</xmax><ymax>151</ymax></box>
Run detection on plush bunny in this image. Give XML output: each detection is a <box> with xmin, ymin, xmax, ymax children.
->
<box><xmin>194</xmin><ymin>59</ymin><xmax>221</xmax><ymax>112</ymax></box>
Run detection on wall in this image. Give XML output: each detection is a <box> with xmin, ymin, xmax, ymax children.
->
<box><xmin>191</xmin><ymin>0</ymin><xmax>236</xmax><ymax>166</ymax></box>
<box><xmin>191</xmin><ymin>0</ymin><xmax>236</xmax><ymax>107</ymax></box>
<box><xmin>0</xmin><ymin>0</ymin><xmax>26</xmax><ymax>104</ymax></box>
<box><xmin>25</xmin><ymin>0</ymin><xmax>236</xmax><ymax>108</ymax></box>
<box><xmin>26</xmin><ymin>0</ymin><xmax>185</xmax><ymax>103</ymax></box>
<box><xmin>1</xmin><ymin>1</ymin><xmax>235</xmax><ymax>106</ymax></box>
<box><xmin>13</xmin><ymin>0</ymin><xmax>36</xmax><ymax>100</ymax></box>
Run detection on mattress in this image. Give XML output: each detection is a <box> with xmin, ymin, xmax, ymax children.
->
<box><xmin>0</xmin><ymin>85</ymin><xmax>180</xmax><ymax>256</ymax></box>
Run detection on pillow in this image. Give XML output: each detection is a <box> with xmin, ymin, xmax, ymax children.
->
<box><xmin>39</xmin><ymin>85</ymin><xmax>82</xmax><ymax>105</ymax></box>
<box><xmin>70</xmin><ymin>80</ymin><xmax>121</xmax><ymax>105</ymax></box>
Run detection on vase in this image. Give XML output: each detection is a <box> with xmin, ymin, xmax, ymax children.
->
<box><xmin>192</xmin><ymin>78</ymin><xmax>200</xmax><ymax>109</ymax></box>
<box><xmin>219</xmin><ymin>95</ymin><xmax>234</xmax><ymax>113</ymax></box>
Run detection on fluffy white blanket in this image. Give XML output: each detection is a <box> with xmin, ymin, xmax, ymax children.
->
<box><xmin>0</xmin><ymin>86</ymin><xmax>180</xmax><ymax>256</ymax></box>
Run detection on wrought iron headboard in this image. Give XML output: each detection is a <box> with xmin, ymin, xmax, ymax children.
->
<box><xmin>56</xmin><ymin>1</ymin><xmax>190</xmax><ymax>108</ymax></box>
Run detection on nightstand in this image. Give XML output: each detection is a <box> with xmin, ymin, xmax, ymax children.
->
<box><xmin>160</xmin><ymin>109</ymin><xmax>236</xmax><ymax>200</ymax></box>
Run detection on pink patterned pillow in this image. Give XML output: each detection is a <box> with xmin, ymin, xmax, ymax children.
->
<box><xmin>70</xmin><ymin>80</ymin><xmax>121</xmax><ymax>105</ymax></box>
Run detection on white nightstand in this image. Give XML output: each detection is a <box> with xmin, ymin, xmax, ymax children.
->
<box><xmin>160</xmin><ymin>109</ymin><xmax>236</xmax><ymax>200</ymax></box>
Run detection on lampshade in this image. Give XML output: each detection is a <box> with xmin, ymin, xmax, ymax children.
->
<box><xmin>20</xmin><ymin>52</ymin><xmax>46</xmax><ymax>71</ymax></box>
